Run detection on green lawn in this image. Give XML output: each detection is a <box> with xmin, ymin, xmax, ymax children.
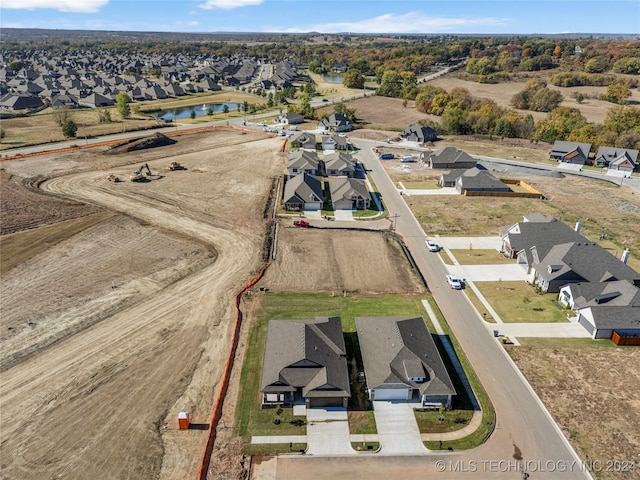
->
<box><xmin>347</xmin><ymin>411</ymin><xmax>377</xmax><ymax>435</ymax></box>
<box><xmin>402</xmin><ymin>181</ymin><xmax>441</xmax><ymax>190</ymax></box>
<box><xmin>464</xmin><ymin>288</ymin><xmax>496</xmax><ymax>323</ymax></box>
<box><xmin>351</xmin><ymin>442</ymin><xmax>380</xmax><ymax>452</ymax></box>
<box><xmin>449</xmin><ymin>249</ymin><xmax>515</xmax><ymax>265</ymax></box>
<box><xmin>415</xmin><ymin>409</ymin><xmax>473</xmax><ymax>433</ymax></box>
<box><xmin>242</xmin><ymin>443</ymin><xmax>307</xmax><ymax>455</ymax></box>
<box><xmin>422</xmin><ymin>298</ymin><xmax>496</xmax><ymax>450</ymax></box>
<box><xmin>474</xmin><ymin>281</ymin><xmax>569</xmax><ymax>323</ymax></box>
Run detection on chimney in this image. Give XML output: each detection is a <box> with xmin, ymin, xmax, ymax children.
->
<box><xmin>575</xmin><ymin>221</ymin><xmax>582</xmax><ymax>233</ymax></box>
<box><xmin>621</xmin><ymin>248</ymin><xmax>630</xmax><ymax>265</ymax></box>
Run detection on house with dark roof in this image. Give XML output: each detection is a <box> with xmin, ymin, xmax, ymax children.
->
<box><xmin>400</xmin><ymin>125</ymin><xmax>438</xmax><ymax>143</ymax></box>
<box><xmin>324</xmin><ymin>152</ymin><xmax>356</xmax><ymax>177</ymax></box>
<box><xmin>0</xmin><ymin>93</ymin><xmax>44</xmax><ymax>111</ymax></box>
<box><xmin>455</xmin><ymin>167</ymin><xmax>511</xmax><ymax>195</ymax></box>
<box><xmin>317</xmin><ymin>113</ymin><xmax>353</xmax><ymax>132</ymax></box>
<box><xmin>549</xmin><ymin>141</ymin><xmax>591</xmax><ymax>165</ymax></box>
<box><xmin>328</xmin><ymin>178</ymin><xmax>370</xmax><ymax>210</ymax></box>
<box><xmin>282</xmin><ymin>173</ymin><xmax>324</xmax><ymax>211</ymax></box>
<box><xmin>421</xmin><ymin>147</ymin><xmax>476</xmax><ymax>169</ymax></box>
<box><xmin>277</xmin><ymin>112</ymin><xmax>305</xmax><ymax>125</ymax></box>
<box><xmin>287</xmin><ymin>151</ymin><xmax>321</xmax><ymax>177</ymax></box>
<box><xmin>260</xmin><ymin>316</ymin><xmax>350</xmax><ymax>408</ymax></box>
<box><xmin>594</xmin><ymin>146</ymin><xmax>638</xmax><ymax>171</ymax></box>
<box><xmin>356</xmin><ymin>317</ymin><xmax>455</xmax><ymax>407</ymax></box>
<box><xmin>290</xmin><ymin>131</ymin><xmax>316</xmax><ymax>150</ymax></box>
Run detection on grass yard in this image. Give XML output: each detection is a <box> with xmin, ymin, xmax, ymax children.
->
<box><xmin>474</xmin><ymin>281</ymin><xmax>568</xmax><ymax>323</ymax></box>
<box><xmin>414</xmin><ymin>409</ymin><xmax>473</xmax><ymax>433</ymax></box>
<box><xmin>401</xmin><ymin>180</ymin><xmax>441</xmax><ymax>189</ymax></box>
<box><xmin>347</xmin><ymin>411</ymin><xmax>377</xmax><ymax>435</ymax></box>
<box><xmin>242</xmin><ymin>443</ymin><xmax>307</xmax><ymax>455</ymax></box>
<box><xmin>351</xmin><ymin>442</ymin><xmax>380</xmax><ymax>452</ymax></box>
<box><xmin>449</xmin><ymin>249</ymin><xmax>515</xmax><ymax>265</ymax></box>
<box><xmin>463</xmin><ymin>288</ymin><xmax>496</xmax><ymax>323</ymax></box>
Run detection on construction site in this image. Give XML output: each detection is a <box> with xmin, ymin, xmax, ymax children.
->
<box><xmin>0</xmin><ymin>128</ymin><xmax>418</xmax><ymax>479</ymax></box>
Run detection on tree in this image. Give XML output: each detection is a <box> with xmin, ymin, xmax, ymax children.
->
<box><xmin>190</xmin><ymin>109</ymin><xmax>196</xmax><ymax>119</ymax></box>
<box><xmin>604</xmin><ymin>105</ymin><xmax>640</xmax><ymax>134</ymax></box>
<box><xmin>343</xmin><ymin>71</ymin><xmax>364</xmax><ymax>89</ymax></box>
<box><xmin>61</xmin><ymin>119</ymin><xmax>77</xmax><ymax>138</ymax></box>
<box><xmin>116</xmin><ymin>93</ymin><xmax>130</xmax><ymax>119</ymax></box>
<box><xmin>602</xmin><ymin>81</ymin><xmax>631</xmax><ymax>105</ymax></box>
<box><xmin>207</xmin><ymin>107</ymin><xmax>213</xmax><ymax>116</ymax></box>
<box><xmin>7</xmin><ymin>60</ymin><xmax>24</xmax><ymax>72</ymax></box>
<box><xmin>222</xmin><ymin>105</ymin><xmax>229</xmax><ymax>114</ymax></box>
<box><xmin>333</xmin><ymin>102</ymin><xmax>356</xmax><ymax>121</ymax></box>
<box><xmin>98</xmin><ymin>109</ymin><xmax>111</xmax><ymax>123</ymax></box>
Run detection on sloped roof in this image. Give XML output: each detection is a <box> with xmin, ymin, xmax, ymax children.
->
<box><xmin>428</xmin><ymin>147</ymin><xmax>476</xmax><ymax>167</ymax></box>
<box><xmin>595</xmin><ymin>146</ymin><xmax>638</xmax><ymax>164</ymax></box>
<box><xmin>260</xmin><ymin>317</ymin><xmax>350</xmax><ymax>399</ymax></box>
<box><xmin>288</xmin><ymin>150</ymin><xmax>320</xmax><ymax>171</ymax></box>
<box><xmin>283</xmin><ymin>173</ymin><xmax>324</xmax><ymax>205</ymax></box>
<box><xmin>565</xmin><ymin>280</ymin><xmax>640</xmax><ymax>309</ymax></box>
<box><xmin>328</xmin><ymin>177</ymin><xmax>369</xmax><ymax>202</ymax></box>
<box><xmin>356</xmin><ymin>317</ymin><xmax>455</xmax><ymax>397</ymax></box>
<box><xmin>550</xmin><ymin>141</ymin><xmax>592</xmax><ymax>158</ymax></box>
<box><xmin>457</xmin><ymin>167</ymin><xmax>510</xmax><ymax>191</ymax></box>
<box><xmin>324</xmin><ymin>151</ymin><xmax>355</xmax><ymax>172</ymax></box>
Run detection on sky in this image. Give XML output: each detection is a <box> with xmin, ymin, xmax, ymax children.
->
<box><xmin>1</xmin><ymin>0</ymin><xmax>639</xmax><ymax>35</ymax></box>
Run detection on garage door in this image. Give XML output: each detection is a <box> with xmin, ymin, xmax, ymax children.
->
<box><xmin>373</xmin><ymin>388</ymin><xmax>410</xmax><ymax>401</ymax></box>
<box><xmin>578</xmin><ymin>314</ymin><xmax>595</xmax><ymax>336</ymax></box>
<box><xmin>308</xmin><ymin>397</ymin><xmax>343</xmax><ymax>408</ymax></box>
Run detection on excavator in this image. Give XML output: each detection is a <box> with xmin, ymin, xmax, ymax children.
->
<box><xmin>130</xmin><ymin>163</ymin><xmax>152</xmax><ymax>182</ymax></box>
<box><xmin>106</xmin><ymin>173</ymin><xmax>120</xmax><ymax>182</ymax></box>
<box><xmin>167</xmin><ymin>161</ymin><xmax>186</xmax><ymax>171</ymax></box>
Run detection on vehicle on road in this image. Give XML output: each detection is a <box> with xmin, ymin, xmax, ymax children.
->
<box><xmin>426</xmin><ymin>240</ymin><xmax>441</xmax><ymax>252</ymax></box>
<box><xmin>379</xmin><ymin>153</ymin><xmax>394</xmax><ymax>160</ymax></box>
<box><xmin>293</xmin><ymin>220</ymin><xmax>310</xmax><ymax>227</ymax></box>
<box><xmin>446</xmin><ymin>274</ymin><xmax>464</xmax><ymax>290</ymax></box>
<box><xmin>256</xmin><ymin>122</ymin><xmax>265</xmax><ymax>126</ymax></box>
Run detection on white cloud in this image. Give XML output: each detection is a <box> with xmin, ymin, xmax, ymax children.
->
<box><xmin>199</xmin><ymin>0</ymin><xmax>263</xmax><ymax>10</ymax></box>
<box><xmin>276</xmin><ymin>12</ymin><xmax>509</xmax><ymax>34</ymax></box>
<box><xmin>1</xmin><ymin>0</ymin><xmax>108</xmax><ymax>13</ymax></box>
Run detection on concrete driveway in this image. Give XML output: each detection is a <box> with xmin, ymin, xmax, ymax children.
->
<box><xmin>305</xmin><ymin>408</ymin><xmax>355</xmax><ymax>455</ymax></box>
<box><xmin>334</xmin><ymin>210</ymin><xmax>354</xmax><ymax>221</ymax></box>
<box><xmin>372</xmin><ymin>401</ymin><xmax>427</xmax><ymax>455</ymax></box>
<box><xmin>448</xmin><ymin>264</ymin><xmax>529</xmax><ymax>282</ymax></box>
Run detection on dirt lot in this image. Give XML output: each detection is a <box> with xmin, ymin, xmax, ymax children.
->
<box><xmin>508</xmin><ymin>340</ymin><xmax>640</xmax><ymax>480</ymax></box>
<box><xmin>349</xmin><ymin>96</ymin><xmax>435</xmax><ymax>131</ymax></box>
<box><xmin>262</xmin><ymin>226</ymin><xmax>424</xmax><ymax>294</ymax></box>
<box><xmin>0</xmin><ymin>129</ymin><xmax>285</xmax><ymax>479</ymax></box>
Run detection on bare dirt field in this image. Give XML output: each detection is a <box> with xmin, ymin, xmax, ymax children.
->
<box><xmin>508</xmin><ymin>340</ymin><xmax>640</xmax><ymax>480</ymax></box>
<box><xmin>0</xmin><ymin>129</ymin><xmax>285</xmax><ymax>479</ymax></box>
<box><xmin>349</xmin><ymin>96</ymin><xmax>436</xmax><ymax>131</ymax></box>
<box><xmin>262</xmin><ymin>226</ymin><xmax>424</xmax><ymax>294</ymax></box>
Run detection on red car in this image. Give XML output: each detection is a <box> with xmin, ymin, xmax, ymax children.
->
<box><xmin>293</xmin><ymin>220</ymin><xmax>310</xmax><ymax>227</ymax></box>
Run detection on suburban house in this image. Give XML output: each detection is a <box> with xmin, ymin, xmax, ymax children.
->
<box><xmin>317</xmin><ymin>113</ymin><xmax>353</xmax><ymax>132</ymax></box>
<box><xmin>549</xmin><ymin>141</ymin><xmax>592</xmax><ymax>165</ymax></box>
<box><xmin>328</xmin><ymin>178</ymin><xmax>371</xmax><ymax>210</ymax></box>
<box><xmin>455</xmin><ymin>167</ymin><xmax>511</xmax><ymax>195</ymax></box>
<box><xmin>501</xmin><ymin>215</ymin><xmax>640</xmax><ymax>339</ymax></box>
<box><xmin>594</xmin><ymin>146</ymin><xmax>638</xmax><ymax>174</ymax></box>
<box><xmin>421</xmin><ymin>147</ymin><xmax>477</xmax><ymax>169</ymax></box>
<box><xmin>282</xmin><ymin>173</ymin><xmax>324</xmax><ymax>211</ymax></box>
<box><xmin>320</xmin><ymin>134</ymin><xmax>349</xmax><ymax>152</ymax></box>
<box><xmin>356</xmin><ymin>317</ymin><xmax>455</xmax><ymax>407</ymax></box>
<box><xmin>439</xmin><ymin>171</ymin><xmax>460</xmax><ymax>188</ymax></box>
<box><xmin>324</xmin><ymin>152</ymin><xmax>356</xmax><ymax>177</ymax></box>
<box><xmin>287</xmin><ymin>151</ymin><xmax>321</xmax><ymax>177</ymax></box>
<box><xmin>290</xmin><ymin>131</ymin><xmax>317</xmax><ymax>150</ymax></box>
<box><xmin>400</xmin><ymin>125</ymin><xmax>438</xmax><ymax>143</ymax></box>
<box><xmin>0</xmin><ymin>92</ymin><xmax>45</xmax><ymax>111</ymax></box>
<box><xmin>559</xmin><ymin>280</ymin><xmax>640</xmax><ymax>339</ymax></box>
<box><xmin>277</xmin><ymin>112</ymin><xmax>305</xmax><ymax>125</ymax></box>
<box><xmin>260</xmin><ymin>316</ymin><xmax>351</xmax><ymax>408</ymax></box>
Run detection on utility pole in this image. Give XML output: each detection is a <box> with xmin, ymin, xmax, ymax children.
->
<box><xmin>389</xmin><ymin>214</ymin><xmax>400</xmax><ymax>232</ymax></box>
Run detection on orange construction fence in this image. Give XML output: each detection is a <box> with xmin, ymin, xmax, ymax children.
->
<box><xmin>198</xmin><ymin>263</ymin><xmax>270</xmax><ymax>480</ymax></box>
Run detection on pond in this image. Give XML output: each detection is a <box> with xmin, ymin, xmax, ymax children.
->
<box><xmin>155</xmin><ymin>102</ymin><xmax>240</xmax><ymax>120</ymax></box>
<box><xmin>322</xmin><ymin>74</ymin><xmax>344</xmax><ymax>84</ymax></box>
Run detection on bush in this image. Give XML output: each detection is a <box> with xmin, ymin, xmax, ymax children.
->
<box><xmin>61</xmin><ymin>119</ymin><xmax>77</xmax><ymax>138</ymax></box>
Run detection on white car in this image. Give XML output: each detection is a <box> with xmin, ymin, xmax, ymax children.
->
<box><xmin>426</xmin><ymin>240</ymin><xmax>441</xmax><ymax>252</ymax></box>
<box><xmin>446</xmin><ymin>274</ymin><xmax>464</xmax><ymax>290</ymax></box>
<box><xmin>256</xmin><ymin>122</ymin><xmax>266</xmax><ymax>126</ymax></box>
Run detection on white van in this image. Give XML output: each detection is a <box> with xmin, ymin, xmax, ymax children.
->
<box><xmin>288</xmin><ymin>125</ymin><xmax>298</xmax><ymax>131</ymax></box>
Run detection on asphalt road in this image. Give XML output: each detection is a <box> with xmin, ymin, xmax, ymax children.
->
<box><xmin>351</xmin><ymin>138</ymin><xmax>592</xmax><ymax>479</ymax></box>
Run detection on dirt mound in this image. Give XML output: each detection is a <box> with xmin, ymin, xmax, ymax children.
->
<box><xmin>107</xmin><ymin>132</ymin><xmax>177</xmax><ymax>154</ymax></box>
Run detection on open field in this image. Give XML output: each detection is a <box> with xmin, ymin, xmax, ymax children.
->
<box><xmin>0</xmin><ymin>129</ymin><xmax>284</xmax><ymax>479</ymax></box>
<box><xmin>508</xmin><ymin>339</ymin><xmax>640</xmax><ymax>480</ymax></box>
<box><xmin>349</xmin><ymin>96</ymin><xmax>436</xmax><ymax>131</ymax></box>
<box><xmin>428</xmin><ymin>74</ymin><xmax>640</xmax><ymax>125</ymax></box>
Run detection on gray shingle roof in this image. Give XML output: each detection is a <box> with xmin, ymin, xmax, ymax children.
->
<box><xmin>260</xmin><ymin>317</ymin><xmax>350</xmax><ymax>399</ymax></box>
<box><xmin>283</xmin><ymin>173</ymin><xmax>324</xmax><ymax>205</ymax></box>
<box><xmin>356</xmin><ymin>317</ymin><xmax>455</xmax><ymax>397</ymax></box>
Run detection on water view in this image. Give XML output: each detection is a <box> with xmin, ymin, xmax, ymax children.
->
<box><xmin>322</xmin><ymin>74</ymin><xmax>344</xmax><ymax>84</ymax></box>
<box><xmin>156</xmin><ymin>102</ymin><xmax>240</xmax><ymax>120</ymax></box>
